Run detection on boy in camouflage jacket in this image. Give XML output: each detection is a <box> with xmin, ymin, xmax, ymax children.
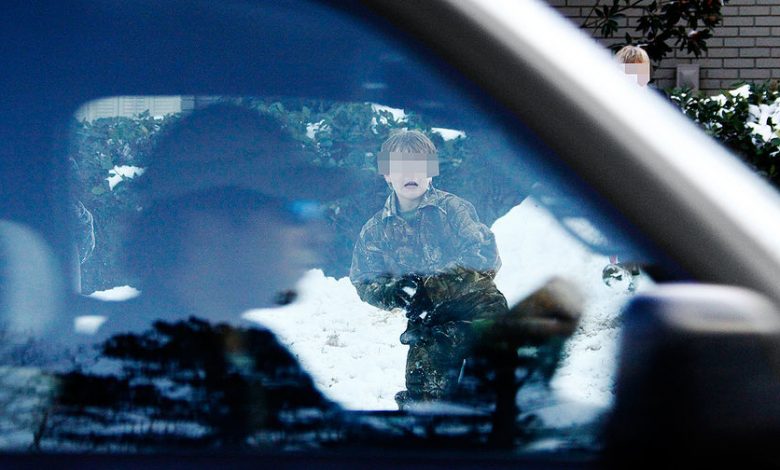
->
<box><xmin>349</xmin><ymin>130</ymin><xmax>509</xmax><ymax>407</ymax></box>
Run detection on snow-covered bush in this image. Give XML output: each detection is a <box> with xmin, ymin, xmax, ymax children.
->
<box><xmin>668</xmin><ymin>81</ymin><xmax>780</xmax><ymax>184</ymax></box>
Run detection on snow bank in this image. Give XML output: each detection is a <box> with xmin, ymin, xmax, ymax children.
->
<box><xmin>493</xmin><ymin>198</ymin><xmax>649</xmax><ymax>407</ymax></box>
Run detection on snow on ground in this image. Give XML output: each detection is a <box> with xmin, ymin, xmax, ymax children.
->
<box><xmin>492</xmin><ymin>198</ymin><xmax>650</xmax><ymax>407</ymax></box>
<box><xmin>244</xmin><ymin>196</ymin><xmax>650</xmax><ymax>411</ymax></box>
<box><xmin>244</xmin><ymin>273</ymin><xmax>407</xmax><ymax>410</ymax></box>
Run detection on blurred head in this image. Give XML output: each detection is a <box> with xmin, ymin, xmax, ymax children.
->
<box><xmin>615</xmin><ymin>45</ymin><xmax>650</xmax><ymax>65</ymax></box>
<box><xmin>129</xmin><ymin>189</ymin><xmax>324</xmax><ymax>316</ymax></box>
<box><xmin>129</xmin><ymin>104</ymin><xmax>353</xmax><ymax>316</ymax></box>
<box><xmin>615</xmin><ymin>45</ymin><xmax>651</xmax><ymax>88</ymax></box>
<box><xmin>144</xmin><ymin>103</ymin><xmax>353</xmax><ymax>202</ymax></box>
<box><xmin>378</xmin><ymin>130</ymin><xmax>438</xmax><ymax>206</ymax></box>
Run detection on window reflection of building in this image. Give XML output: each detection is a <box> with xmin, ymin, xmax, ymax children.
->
<box><xmin>74</xmin><ymin>96</ymin><xmax>186</xmax><ymax>121</ymax></box>
<box><xmin>74</xmin><ymin>96</ymin><xmax>224</xmax><ymax>121</ymax></box>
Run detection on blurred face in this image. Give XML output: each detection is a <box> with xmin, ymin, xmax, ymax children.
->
<box><xmin>622</xmin><ymin>62</ymin><xmax>650</xmax><ymax>87</ymax></box>
<box><xmin>170</xmin><ymin>207</ymin><xmax>326</xmax><ymax>319</ymax></box>
<box><xmin>227</xmin><ymin>213</ymin><xmax>322</xmax><ymax>309</ymax></box>
<box><xmin>384</xmin><ymin>160</ymin><xmax>432</xmax><ymax>209</ymax></box>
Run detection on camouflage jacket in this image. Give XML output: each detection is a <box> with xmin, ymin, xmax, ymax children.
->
<box><xmin>350</xmin><ymin>187</ymin><xmax>503</xmax><ymax>314</ymax></box>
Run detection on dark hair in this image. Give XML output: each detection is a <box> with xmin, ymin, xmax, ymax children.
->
<box><xmin>381</xmin><ymin>129</ymin><xmax>437</xmax><ymax>154</ymax></box>
<box><xmin>141</xmin><ymin>103</ymin><xmax>316</xmax><ymax>204</ymax></box>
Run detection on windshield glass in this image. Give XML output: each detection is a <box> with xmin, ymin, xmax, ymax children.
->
<box><xmin>0</xmin><ymin>0</ymin><xmax>681</xmax><ymax>457</ymax></box>
<box><xmin>40</xmin><ymin>93</ymin><xmax>663</xmax><ymax>454</ymax></box>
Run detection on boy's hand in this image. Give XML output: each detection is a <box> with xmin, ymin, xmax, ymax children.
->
<box><xmin>392</xmin><ymin>275</ymin><xmax>419</xmax><ymax>308</ymax></box>
<box><xmin>392</xmin><ymin>274</ymin><xmax>434</xmax><ymax>318</ymax></box>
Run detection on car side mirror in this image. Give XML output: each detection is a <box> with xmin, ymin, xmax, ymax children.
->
<box><xmin>605</xmin><ymin>284</ymin><xmax>780</xmax><ymax>465</ymax></box>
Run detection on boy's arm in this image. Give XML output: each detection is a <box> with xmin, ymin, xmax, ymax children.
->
<box><xmin>446</xmin><ymin>196</ymin><xmax>502</xmax><ymax>275</ymax></box>
<box><xmin>349</xmin><ymin>223</ymin><xmax>407</xmax><ymax>310</ymax></box>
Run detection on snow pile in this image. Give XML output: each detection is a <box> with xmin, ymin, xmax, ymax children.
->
<box><xmin>492</xmin><ymin>198</ymin><xmax>647</xmax><ymax>406</ymax></box>
<box><xmin>685</xmin><ymin>83</ymin><xmax>780</xmax><ymax>154</ymax></box>
<box><xmin>245</xmin><ymin>196</ymin><xmax>648</xmax><ymax>410</ymax></box>
<box><xmin>710</xmin><ymin>83</ymin><xmax>751</xmax><ymax>108</ymax></box>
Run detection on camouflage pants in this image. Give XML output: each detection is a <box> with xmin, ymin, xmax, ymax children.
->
<box><xmin>397</xmin><ymin>289</ymin><xmax>509</xmax><ymax>406</ymax></box>
<box><xmin>401</xmin><ymin>321</ymin><xmax>472</xmax><ymax>403</ymax></box>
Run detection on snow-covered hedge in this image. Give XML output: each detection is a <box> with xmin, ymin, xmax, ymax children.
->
<box><xmin>668</xmin><ymin>81</ymin><xmax>780</xmax><ymax>184</ymax></box>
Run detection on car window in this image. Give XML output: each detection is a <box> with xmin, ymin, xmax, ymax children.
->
<box><xmin>1</xmin><ymin>0</ymin><xmax>682</xmax><ymax>457</ymax></box>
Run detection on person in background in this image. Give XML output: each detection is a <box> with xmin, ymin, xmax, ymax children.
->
<box><xmin>615</xmin><ymin>44</ymin><xmax>651</xmax><ymax>88</ymax></box>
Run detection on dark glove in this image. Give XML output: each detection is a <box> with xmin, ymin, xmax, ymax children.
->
<box><xmin>391</xmin><ymin>275</ymin><xmax>419</xmax><ymax>309</ymax></box>
<box><xmin>391</xmin><ymin>274</ymin><xmax>433</xmax><ymax>317</ymax></box>
<box><xmin>395</xmin><ymin>274</ymin><xmax>435</xmax><ymax>347</ymax></box>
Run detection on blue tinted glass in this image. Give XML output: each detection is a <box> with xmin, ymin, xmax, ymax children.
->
<box><xmin>0</xmin><ymin>0</ymin><xmax>683</xmax><ymax>459</ymax></box>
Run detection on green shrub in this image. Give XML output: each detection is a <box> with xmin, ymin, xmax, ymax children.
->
<box><xmin>581</xmin><ymin>0</ymin><xmax>729</xmax><ymax>63</ymax></box>
<box><xmin>70</xmin><ymin>112</ymin><xmax>180</xmax><ymax>292</ymax></box>
<box><xmin>668</xmin><ymin>81</ymin><xmax>780</xmax><ymax>184</ymax></box>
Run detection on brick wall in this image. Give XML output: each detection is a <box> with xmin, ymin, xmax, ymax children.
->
<box><xmin>545</xmin><ymin>0</ymin><xmax>780</xmax><ymax>94</ymax></box>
